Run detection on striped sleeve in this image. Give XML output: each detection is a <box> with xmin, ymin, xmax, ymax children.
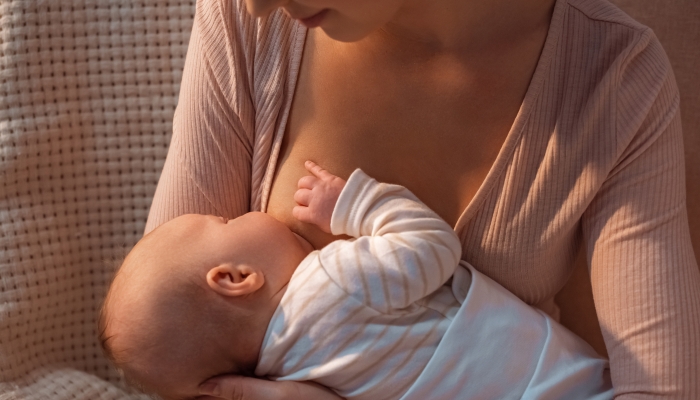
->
<box><xmin>319</xmin><ymin>169</ymin><xmax>462</xmax><ymax>314</ymax></box>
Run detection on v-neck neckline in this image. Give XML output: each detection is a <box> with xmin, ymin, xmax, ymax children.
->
<box><xmin>452</xmin><ymin>0</ymin><xmax>567</xmax><ymax>233</ymax></box>
<box><xmin>261</xmin><ymin>0</ymin><xmax>567</xmax><ymax>233</ymax></box>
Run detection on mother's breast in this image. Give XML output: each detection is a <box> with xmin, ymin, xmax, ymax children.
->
<box><xmin>263</xmin><ymin>30</ymin><xmax>520</xmax><ymax>251</ymax></box>
<box><xmin>263</xmin><ymin>120</ymin><xmax>503</xmax><ymax>251</ymax></box>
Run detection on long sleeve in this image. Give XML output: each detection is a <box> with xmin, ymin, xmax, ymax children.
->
<box><xmin>582</xmin><ymin>28</ymin><xmax>700</xmax><ymax>398</ymax></box>
<box><xmin>145</xmin><ymin>0</ymin><xmax>260</xmax><ymax>233</ymax></box>
<box><xmin>319</xmin><ymin>169</ymin><xmax>462</xmax><ymax>314</ymax></box>
<box><xmin>145</xmin><ymin>0</ymin><xmax>304</xmax><ymax>234</ymax></box>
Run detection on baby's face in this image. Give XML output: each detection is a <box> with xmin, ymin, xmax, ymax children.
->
<box><xmin>104</xmin><ymin>213</ymin><xmax>308</xmax><ymax>399</ymax></box>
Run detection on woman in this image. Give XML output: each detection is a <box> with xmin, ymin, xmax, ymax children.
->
<box><xmin>145</xmin><ymin>0</ymin><xmax>700</xmax><ymax>398</ymax></box>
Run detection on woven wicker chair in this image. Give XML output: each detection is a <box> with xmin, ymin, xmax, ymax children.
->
<box><xmin>0</xmin><ymin>0</ymin><xmax>697</xmax><ymax>398</ymax></box>
<box><xmin>0</xmin><ymin>1</ymin><xmax>195</xmax><ymax>398</ymax></box>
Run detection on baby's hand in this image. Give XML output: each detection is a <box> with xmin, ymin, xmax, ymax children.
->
<box><xmin>293</xmin><ymin>161</ymin><xmax>346</xmax><ymax>233</ymax></box>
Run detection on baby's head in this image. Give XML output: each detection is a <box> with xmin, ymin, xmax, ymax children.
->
<box><xmin>99</xmin><ymin>212</ymin><xmax>311</xmax><ymax>399</ymax></box>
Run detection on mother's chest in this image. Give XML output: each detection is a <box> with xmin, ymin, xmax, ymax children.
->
<box><xmin>264</xmin><ymin>32</ymin><xmax>612</xmax><ymax>304</ymax></box>
<box><xmin>267</xmin><ymin>40</ymin><xmax>525</xmax><ymax>234</ymax></box>
<box><xmin>265</xmin><ymin>76</ymin><xmax>517</xmax><ymax>252</ymax></box>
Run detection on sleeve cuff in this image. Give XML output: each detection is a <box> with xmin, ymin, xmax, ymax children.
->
<box><xmin>330</xmin><ymin>168</ymin><xmax>376</xmax><ymax>237</ymax></box>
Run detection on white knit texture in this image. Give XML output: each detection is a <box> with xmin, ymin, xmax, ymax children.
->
<box><xmin>0</xmin><ymin>1</ymin><xmax>195</xmax><ymax>398</ymax></box>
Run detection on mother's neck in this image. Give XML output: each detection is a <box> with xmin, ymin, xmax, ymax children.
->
<box><xmin>377</xmin><ymin>0</ymin><xmax>557</xmax><ymax>54</ymax></box>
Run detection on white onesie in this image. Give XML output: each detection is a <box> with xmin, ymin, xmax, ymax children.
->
<box><xmin>255</xmin><ymin>169</ymin><xmax>612</xmax><ymax>400</ymax></box>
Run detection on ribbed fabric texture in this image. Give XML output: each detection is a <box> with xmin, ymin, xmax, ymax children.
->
<box><xmin>145</xmin><ymin>0</ymin><xmax>700</xmax><ymax>397</ymax></box>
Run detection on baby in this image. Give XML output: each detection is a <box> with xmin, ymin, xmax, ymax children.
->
<box><xmin>99</xmin><ymin>161</ymin><xmax>612</xmax><ymax>400</ymax></box>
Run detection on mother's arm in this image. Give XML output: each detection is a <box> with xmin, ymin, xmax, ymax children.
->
<box><xmin>583</xmin><ymin>29</ymin><xmax>700</xmax><ymax>397</ymax></box>
<box><xmin>145</xmin><ymin>0</ymin><xmax>257</xmax><ymax>234</ymax></box>
<box><xmin>145</xmin><ymin>1</ymin><xmax>338</xmax><ymax>398</ymax></box>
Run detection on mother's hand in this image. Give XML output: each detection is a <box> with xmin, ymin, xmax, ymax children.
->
<box><xmin>198</xmin><ymin>375</ymin><xmax>344</xmax><ymax>400</ymax></box>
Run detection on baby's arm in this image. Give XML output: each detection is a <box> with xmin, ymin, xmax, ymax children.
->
<box><xmin>294</xmin><ymin>161</ymin><xmax>462</xmax><ymax>314</ymax></box>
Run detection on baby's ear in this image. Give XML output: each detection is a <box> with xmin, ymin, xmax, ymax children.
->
<box><xmin>206</xmin><ymin>264</ymin><xmax>264</xmax><ymax>297</ymax></box>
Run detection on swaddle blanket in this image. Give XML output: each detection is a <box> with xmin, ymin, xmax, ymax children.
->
<box><xmin>401</xmin><ymin>263</ymin><xmax>612</xmax><ymax>400</ymax></box>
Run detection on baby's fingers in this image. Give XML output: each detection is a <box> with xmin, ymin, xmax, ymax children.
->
<box><xmin>292</xmin><ymin>205</ymin><xmax>313</xmax><ymax>224</ymax></box>
<box><xmin>294</xmin><ymin>188</ymin><xmax>312</xmax><ymax>206</ymax></box>
<box><xmin>198</xmin><ymin>375</ymin><xmax>283</xmax><ymax>399</ymax></box>
<box><xmin>298</xmin><ymin>175</ymin><xmax>318</xmax><ymax>190</ymax></box>
<box><xmin>198</xmin><ymin>375</ymin><xmax>342</xmax><ymax>400</ymax></box>
<box><xmin>305</xmin><ymin>160</ymin><xmax>333</xmax><ymax>180</ymax></box>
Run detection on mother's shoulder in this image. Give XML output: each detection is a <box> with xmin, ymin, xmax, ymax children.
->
<box><xmin>554</xmin><ymin>0</ymin><xmax>664</xmax><ymax>69</ymax></box>
<box><xmin>193</xmin><ymin>0</ymin><xmax>305</xmax><ymax>119</ymax></box>
<box><xmin>194</xmin><ymin>0</ymin><xmax>303</xmax><ymax>67</ymax></box>
<box><xmin>525</xmin><ymin>0</ymin><xmax>679</xmax><ymax>183</ymax></box>
<box><xmin>565</xmin><ymin>0</ymin><xmax>648</xmax><ymax>32</ymax></box>
<box><xmin>548</xmin><ymin>0</ymin><xmax>677</xmax><ymax>124</ymax></box>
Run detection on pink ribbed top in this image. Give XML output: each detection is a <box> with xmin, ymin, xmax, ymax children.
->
<box><xmin>145</xmin><ymin>0</ymin><xmax>700</xmax><ymax>397</ymax></box>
